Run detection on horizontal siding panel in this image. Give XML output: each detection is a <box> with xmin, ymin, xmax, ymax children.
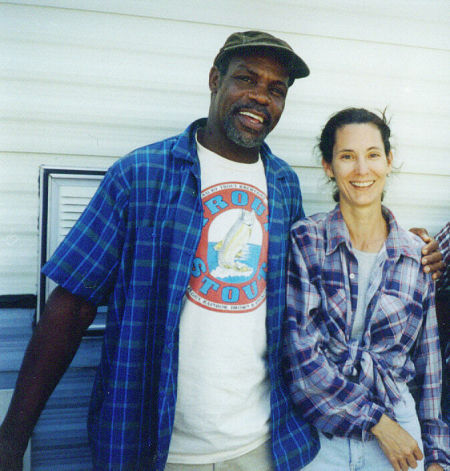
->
<box><xmin>31</xmin><ymin>368</ymin><xmax>98</xmax><ymax>470</ymax></box>
<box><xmin>3</xmin><ymin>0</ymin><xmax>449</xmax><ymax>50</ymax></box>
<box><xmin>0</xmin><ymin>155</ymin><xmax>117</xmax><ymax>295</ymax></box>
<box><xmin>0</xmin><ymin>4</ymin><xmax>448</xmax><ymax>469</ymax></box>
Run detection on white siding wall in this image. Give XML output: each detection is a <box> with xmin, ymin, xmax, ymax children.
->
<box><xmin>1</xmin><ymin>0</ymin><xmax>449</xmax><ymax>296</ymax></box>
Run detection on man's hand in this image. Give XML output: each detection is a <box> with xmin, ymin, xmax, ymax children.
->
<box><xmin>371</xmin><ymin>414</ymin><xmax>423</xmax><ymax>471</ymax></box>
<box><xmin>409</xmin><ymin>228</ymin><xmax>444</xmax><ymax>280</ymax></box>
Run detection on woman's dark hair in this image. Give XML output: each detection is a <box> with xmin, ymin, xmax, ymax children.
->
<box><xmin>318</xmin><ymin>107</ymin><xmax>392</xmax><ymax>201</ymax></box>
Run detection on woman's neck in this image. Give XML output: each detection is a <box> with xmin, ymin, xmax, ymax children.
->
<box><xmin>339</xmin><ymin>202</ymin><xmax>388</xmax><ymax>253</ymax></box>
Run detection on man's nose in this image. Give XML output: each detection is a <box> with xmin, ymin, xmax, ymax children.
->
<box><xmin>248</xmin><ymin>85</ymin><xmax>270</xmax><ymax>105</ymax></box>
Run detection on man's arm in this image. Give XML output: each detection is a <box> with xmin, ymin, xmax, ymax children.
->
<box><xmin>409</xmin><ymin>228</ymin><xmax>444</xmax><ymax>280</ymax></box>
<box><xmin>0</xmin><ymin>286</ymin><xmax>96</xmax><ymax>470</ymax></box>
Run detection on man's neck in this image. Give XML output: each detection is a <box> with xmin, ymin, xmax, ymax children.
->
<box><xmin>197</xmin><ymin>126</ymin><xmax>260</xmax><ymax>164</ymax></box>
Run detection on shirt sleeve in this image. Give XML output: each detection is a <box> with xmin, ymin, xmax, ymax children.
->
<box><xmin>284</xmin><ymin>222</ymin><xmax>384</xmax><ymax>440</ymax></box>
<box><xmin>411</xmin><ymin>278</ymin><xmax>450</xmax><ymax>467</ymax></box>
<box><xmin>42</xmin><ymin>161</ymin><xmax>130</xmax><ymax>306</ymax></box>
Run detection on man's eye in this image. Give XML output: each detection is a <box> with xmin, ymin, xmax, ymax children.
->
<box><xmin>341</xmin><ymin>154</ymin><xmax>352</xmax><ymax>160</ymax></box>
<box><xmin>236</xmin><ymin>75</ymin><xmax>251</xmax><ymax>83</ymax></box>
<box><xmin>369</xmin><ymin>153</ymin><xmax>380</xmax><ymax>158</ymax></box>
<box><xmin>271</xmin><ymin>87</ymin><xmax>286</xmax><ymax>98</ymax></box>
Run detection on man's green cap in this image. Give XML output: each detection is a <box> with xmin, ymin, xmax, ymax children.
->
<box><xmin>213</xmin><ymin>30</ymin><xmax>310</xmax><ymax>86</ymax></box>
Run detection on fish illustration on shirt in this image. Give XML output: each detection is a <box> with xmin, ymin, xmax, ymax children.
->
<box><xmin>214</xmin><ymin>210</ymin><xmax>255</xmax><ymax>272</ymax></box>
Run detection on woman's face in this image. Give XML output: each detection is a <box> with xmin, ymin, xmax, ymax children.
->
<box><xmin>322</xmin><ymin>123</ymin><xmax>392</xmax><ymax>210</ymax></box>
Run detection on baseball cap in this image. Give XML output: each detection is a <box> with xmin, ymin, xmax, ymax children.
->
<box><xmin>213</xmin><ymin>30</ymin><xmax>310</xmax><ymax>86</ymax></box>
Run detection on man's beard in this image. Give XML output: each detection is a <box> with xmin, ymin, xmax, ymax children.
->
<box><xmin>223</xmin><ymin>104</ymin><xmax>272</xmax><ymax>148</ymax></box>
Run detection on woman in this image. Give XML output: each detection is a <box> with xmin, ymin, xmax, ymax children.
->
<box><xmin>284</xmin><ymin>108</ymin><xmax>449</xmax><ymax>471</ymax></box>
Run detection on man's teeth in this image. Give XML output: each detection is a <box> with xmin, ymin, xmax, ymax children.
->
<box><xmin>351</xmin><ymin>181</ymin><xmax>374</xmax><ymax>187</ymax></box>
<box><xmin>240</xmin><ymin>111</ymin><xmax>264</xmax><ymax>123</ymax></box>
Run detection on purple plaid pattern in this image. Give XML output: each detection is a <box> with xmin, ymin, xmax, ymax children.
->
<box><xmin>436</xmin><ymin>222</ymin><xmax>450</xmax><ymax>292</ymax></box>
<box><xmin>284</xmin><ymin>205</ymin><xmax>449</xmax><ymax>468</ymax></box>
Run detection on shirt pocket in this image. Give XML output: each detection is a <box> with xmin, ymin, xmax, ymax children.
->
<box><xmin>376</xmin><ymin>294</ymin><xmax>418</xmax><ymax>343</ymax></box>
<box><xmin>133</xmin><ymin>223</ymin><xmax>172</xmax><ymax>277</ymax></box>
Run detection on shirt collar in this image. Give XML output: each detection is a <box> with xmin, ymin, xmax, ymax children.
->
<box><xmin>171</xmin><ymin>118</ymin><xmax>290</xmax><ymax>179</ymax></box>
<box><xmin>325</xmin><ymin>204</ymin><xmax>421</xmax><ymax>263</ymax></box>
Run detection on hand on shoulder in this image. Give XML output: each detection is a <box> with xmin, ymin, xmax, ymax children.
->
<box><xmin>409</xmin><ymin>227</ymin><xmax>444</xmax><ymax>280</ymax></box>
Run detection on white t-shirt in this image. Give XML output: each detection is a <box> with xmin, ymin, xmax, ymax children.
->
<box><xmin>351</xmin><ymin>247</ymin><xmax>380</xmax><ymax>340</ymax></box>
<box><xmin>167</xmin><ymin>138</ymin><xmax>270</xmax><ymax>464</ymax></box>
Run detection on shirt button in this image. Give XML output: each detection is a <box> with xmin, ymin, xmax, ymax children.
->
<box><xmin>349</xmin><ymin>273</ymin><xmax>355</xmax><ymax>280</ymax></box>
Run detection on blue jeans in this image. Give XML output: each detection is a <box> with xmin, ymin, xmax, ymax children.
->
<box><xmin>302</xmin><ymin>388</ymin><xmax>424</xmax><ymax>471</ymax></box>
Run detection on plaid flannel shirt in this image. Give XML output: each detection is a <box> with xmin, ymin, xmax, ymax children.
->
<box><xmin>436</xmin><ymin>222</ymin><xmax>450</xmax><ymax>293</ymax></box>
<box><xmin>43</xmin><ymin>119</ymin><xmax>319</xmax><ymax>471</ymax></box>
<box><xmin>284</xmin><ymin>205</ymin><xmax>449</xmax><ymax>468</ymax></box>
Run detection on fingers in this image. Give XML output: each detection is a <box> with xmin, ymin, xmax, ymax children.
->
<box><xmin>371</xmin><ymin>414</ymin><xmax>424</xmax><ymax>471</ymax></box>
<box><xmin>409</xmin><ymin>227</ymin><xmax>430</xmax><ymax>242</ymax></box>
<box><xmin>384</xmin><ymin>444</ymin><xmax>420</xmax><ymax>471</ymax></box>
<box><xmin>426</xmin><ymin>464</ymin><xmax>445</xmax><ymax>471</ymax></box>
<box><xmin>421</xmin><ymin>238</ymin><xmax>439</xmax><ymax>256</ymax></box>
<box><xmin>422</xmin><ymin>259</ymin><xmax>444</xmax><ymax>280</ymax></box>
<box><xmin>413</xmin><ymin>446</ymin><xmax>424</xmax><ymax>462</ymax></box>
<box><xmin>421</xmin><ymin>237</ymin><xmax>443</xmax><ymax>279</ymax></box>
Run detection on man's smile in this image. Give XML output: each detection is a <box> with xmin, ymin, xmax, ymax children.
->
<box><xmin>239</xmin><ymin>110</ymin><xmax>265</xmax><ymax>124</ymax></box>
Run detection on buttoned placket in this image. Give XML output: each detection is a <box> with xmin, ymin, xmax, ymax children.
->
<box><xmin>155</xmin><ymin>149</ymin><xmax>204</xmax><ymax>470</ymax></box>
<box><xmin>343</xmin><ymin>247</ymin><xmax>359</xmax><ymax>341</ymax></box>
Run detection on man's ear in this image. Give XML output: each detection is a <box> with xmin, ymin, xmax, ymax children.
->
<box><xmin>209</xmin><ymin>66</ymin><xmax>221</xmax><ymax>94</ymax></box>
<box><xmin>322</xmin><ymin>158</ymin><xmax>334</xmax><ymax>179</ymax></box>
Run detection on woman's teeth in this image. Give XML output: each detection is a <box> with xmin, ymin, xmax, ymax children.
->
<box><xmin>351</xmin><ymin>181</ymin><xmax>374</xmax><ymax>187</ymax></box>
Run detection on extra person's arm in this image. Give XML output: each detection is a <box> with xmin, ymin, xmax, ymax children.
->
<box><xmin>0</xmin><ymin>287</ymin><xmax>96</xmax><ymax>471</ymax></box>
<box><xmin>409</xmin><ymin>228</ymin><xmax>444</xmax><ymax>280</ymax></box>
<box><xmin>409</xmin><ymin>277</ymin><xmax>449</xmax><ymax>469</ymax></box>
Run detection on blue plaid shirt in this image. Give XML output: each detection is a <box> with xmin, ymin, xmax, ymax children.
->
<box><xmin>43</xmin><ymin>119</ymin><xmax>319</xmax><ymax>471</ymax></box>
<box><xmin>284</xmin><ymin>205</ymin><xmax>449</xmax><ymax>468</ymax></box>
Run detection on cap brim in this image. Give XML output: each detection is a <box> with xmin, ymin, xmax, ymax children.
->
<box><xmin>214</xmin><ymin>44</ymin><xmax>309</xmax><ymax>83</ymax></box>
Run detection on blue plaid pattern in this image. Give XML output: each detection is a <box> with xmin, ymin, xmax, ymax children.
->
<box><xmin>43</xmin><ymin>119</ymin><xmax>319</xmax><ymax>470</ymax></box>
<box><xmin>284</xmin><ymin>205</ymin><xmax>449</xmax><ymax>468</ymax></box>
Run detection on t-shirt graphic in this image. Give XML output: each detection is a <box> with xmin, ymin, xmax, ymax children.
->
<box><xmin>187</xmin><ymin>182</ymin><xmax>269</xmax><ymax>313</ymax></box>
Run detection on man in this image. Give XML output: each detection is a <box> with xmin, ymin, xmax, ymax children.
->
<box><xmin>0</xmin><ymin>31</ymin><xmax>443</xmax><ymax>471</ymax></box>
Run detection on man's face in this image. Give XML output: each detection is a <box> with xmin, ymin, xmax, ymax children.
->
<box><xmin>209</xmin><ymin>53</ymin><xmax>289</xmax><ymax>149</ymax></box>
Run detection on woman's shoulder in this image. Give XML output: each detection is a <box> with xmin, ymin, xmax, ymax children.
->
<box><xmin>290</xmin><ymin>212</ymin><xmax>329</xmax><ymax>250</ymax></box>
<box><xmin>291</xmin><ymin>212</ymin><xmax>329</xmax><ymax>232</ymax></box>
<box><xmin>395</xmin><ymin>224</ymin><xmax>425</xmax><ymax>260</ymax></box>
